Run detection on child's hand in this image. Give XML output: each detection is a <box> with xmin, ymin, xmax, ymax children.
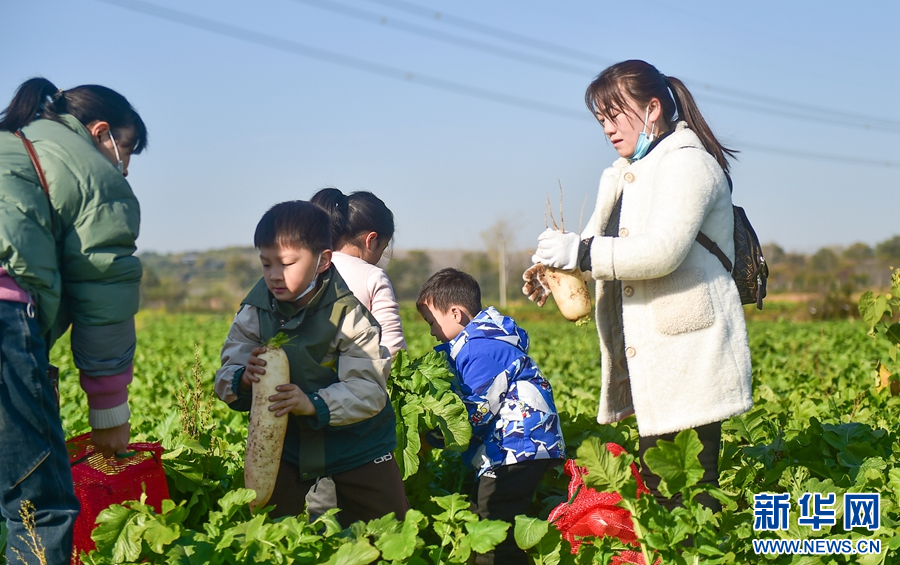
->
<box><xmin>268</xmin><ymin>383</ymin><xmax>316</xmax><ymax>417</ymax></box>
<box><xmin>239</xmin><ymin>346</ymin><xmax>268</xmax><ymax>391</ymax></box>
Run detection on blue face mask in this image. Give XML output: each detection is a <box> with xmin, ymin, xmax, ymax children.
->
<box><xmin>630</xmin><ymin>106</ymin><xmax>655</xmax><ymax>161</ymax></box>
<box><xmin>292</xmin><ymin>253</ymin><xmax>322</xmax><ymax>301</ymax></box>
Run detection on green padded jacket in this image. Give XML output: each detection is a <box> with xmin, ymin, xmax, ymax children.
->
<box><xmin>0</xmin><ymin>114</ymin><xmax>141</xmax><ymax>344</ymax></box>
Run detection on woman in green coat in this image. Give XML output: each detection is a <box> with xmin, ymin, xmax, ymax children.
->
<box><xmin>0</xmin><ymin>78</ymin><xmax>147</xmax><ymax>565</ymax></box>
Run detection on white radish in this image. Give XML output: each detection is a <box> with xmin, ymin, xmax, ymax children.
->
<box><xmin>545</xmin><ymin>267</ymin><xmax>592</xmax><ymax>322</ymax></box>
<box><xmin>540</xmin><ymin>183</ymin><xmax>592</xmax><ymax>322</ymax></box>
<box><xmin>245</xmin><ymin>337</ymin><xmax>291</xmax><ymax>511</ymax></box>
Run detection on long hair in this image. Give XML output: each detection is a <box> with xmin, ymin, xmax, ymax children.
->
<box><xmin>0</xmin><ymin>77</ymin><xmax>148</xmax><ymax>153</ymax></box>
<box><xmin>584</xmin><ymin>60</ymin><xmax>735</xmax><ymax>172</ymax></box>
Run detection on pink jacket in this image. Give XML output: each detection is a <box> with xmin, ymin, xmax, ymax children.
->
<box><xmin>330</xmin><ymin>252</ymin><xmax>406</xmax><ymax>355</ymax></box>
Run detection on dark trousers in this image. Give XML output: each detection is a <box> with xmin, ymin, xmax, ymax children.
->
<box><xmin>471</xmin><ymin>459</ymin><xmax>557</xmax><ymax>565</ymax></box>
<box><xmin>268</xmin><ymin>453</ymin><xmax>409</xmax><ymax>528</ymax></box>
<box><xmin>639</xmin><ymin>421</ymin><xmax>722</xmax><ymax>512</ymax></box>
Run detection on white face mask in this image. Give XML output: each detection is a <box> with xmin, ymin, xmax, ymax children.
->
<box><xmin>630</xmin><ymin>106</ymin><xmax>655</xmax><ymax>161</ymax></box>
<box><xmin>292</xmin><ymin>253</ymin><xmax>322</xmax><ymax>301</ymax></box>
<box><xmin>108</xmin><ymin>130</ymin><xmax>124</xmax><ymax>174</ymax></box>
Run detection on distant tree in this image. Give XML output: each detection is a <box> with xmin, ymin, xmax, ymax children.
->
<box><xmin>386</xmin><ymin>250</ymin><xmax>432</xmax><ymax>301</ymax></box>
<box><xmin>875</xmin><ymin>235</ymin><xmax>900</xmax><ymax>263</ymax></box>
<box><xmin>460</xmin><ymin>251</ymin><xmax>499</xmax><ymax>304</ymax></box>
<box><xmin>225</xmin><ymin>254</ymin><xmax>260</xmax><ymax>291</ymax></box>
<box><xmin>480</xmin><ymin>219</ymin><xmax>518</xmax><ymax>307</ymax></box>
<box><xmin>763</xmin><ymin>243</ymin><xmax>786</xmax><ymax>264</ymax></box>
<box><xmin>843</xmin><ymin>242</ymin><xmax>874</xmax><ymax>260</ymax></box>
<box><xmin>811</xmin><ymin>248</ymin><xmax>840</xmax><ymax>272</ymax></box>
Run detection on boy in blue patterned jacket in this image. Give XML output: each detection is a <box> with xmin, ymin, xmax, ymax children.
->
<box><xmin>416</xmin><ymin>268</ymin><xmax>565</xmax><ymax>565</ymax></box>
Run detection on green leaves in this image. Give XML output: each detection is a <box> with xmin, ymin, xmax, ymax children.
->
<box><xmin>264</xmin><ymin>332</ymin><xmax>291</xmax><ymax>349</ymax></box>
<box><xmin>389</xmin><ymin>350</ymin><xmax>471</xmax><ymax>479</ymax></box>
<box><xmin>643</xmin><ymin>429</ymin><xmax>705</xmax><ymax>498</ymax></box>
<box><xmin>514</xmin><ymin>515</ymin><xmax>549</xmax><ymax>550</ymax></box>
<box><xmin>576</xmin><ymin>437</ymin><xmax>633</xmax><ymax>492</ymax></box>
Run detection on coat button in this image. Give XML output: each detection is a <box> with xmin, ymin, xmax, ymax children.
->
<box><xmin>625</xmin><ymin>347</ymin><xmax>636</xmax><ymax>358</ymax></box>
<box><xmin>623</xmin><ymin>286</ymin><xmax>634</xmax><ymax>297</ymax></box>
<box><xmin>619</xmin><ymin>227</ymin><xmax>629</xmax><ymax>237</ymax></box>
<box><xmin>624</xmin><ymin>172</ymin><xmax>635</xmax><ymax>183</ymax></box>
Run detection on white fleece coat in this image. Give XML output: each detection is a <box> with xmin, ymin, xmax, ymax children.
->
<box><xmin>582</xmin><ymin>122</ymin><xmax>752</xmax><ymax>437</ymax></box>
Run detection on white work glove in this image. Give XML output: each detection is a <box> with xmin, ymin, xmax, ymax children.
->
<box><xmin>531</xmin><ymin>228</ymin><xmax>581</xmax><ymax>270</ymax></box>
<box><xmin>522</xmin><ymin>263</ymin><xmax>551</xmax><ymax>307</ymax></box>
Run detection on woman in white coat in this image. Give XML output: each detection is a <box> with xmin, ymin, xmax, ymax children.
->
<box><xmin>526</xmin><ymin>60</ymin><xmax>752</xmax><ymax>511</ymax></box>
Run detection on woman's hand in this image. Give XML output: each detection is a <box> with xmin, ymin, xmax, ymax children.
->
<box><xmin>522</xmin><ymin>263</ymin><xmax>551</xmax><ymax>307</ymax></box>
<box><xmin>268</xmin><ymin>383</ymin><xmax>316</xmax><ymax>417</ymax></box>
<box><xmin>91</xmin><ymin>422</ymin><xmax>130</xmax><ymax>459</ymax></box>
<box><xmin>532</xmin><ymin>228</ymin><xmax>581</xmax><ymax>269</ymax></box>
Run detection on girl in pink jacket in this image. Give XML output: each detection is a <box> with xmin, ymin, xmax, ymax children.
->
<box><xmin>312</xmin><ymin>188</ymin><xmax>406</xmax><ymax>356</ymax></box>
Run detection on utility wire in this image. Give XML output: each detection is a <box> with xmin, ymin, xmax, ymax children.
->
<box><xmin>697</xmin><ymin>93</ymin><xmax>900</xmax><ymax>134</ymax></box>
<box><xmin>289</xmin><ymin>0</ymin><xmax>595</xmax><ymax>76</ymax></box>
<box><xmin>93</xmin><ymin>0</ymin><xmax>899</xmax><ymax>168</ymax></box>
<box><xmin>363</xmin><ymin>0</ymin><xmax>609</xmax><ymax>66</ymax></box>
<box><xmin>362</xmin><ymin>0</ymin><xmax>900</xmax><ymax>132</ymax></box>
<box><xmin>95</xmin><ymin>0</ymin><xmax>585</xmax><ymax>120</ymax></box>
<box><xmin>737</xmin><ymin>142</ymin><xmax>899</xmax><ymax>168</ymax></box>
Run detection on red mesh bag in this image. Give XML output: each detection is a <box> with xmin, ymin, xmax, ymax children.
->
<box><xmin>548</xmin><ymin>443</ymin><xmax>650</xmax><ymax>554</ymax></box>
<box><xmin>67</xmin><ymin>433</ymin><xmax>169</xmax><ymax>563</ymax></box>
<box><xmin>610</xmin><ymin>550</ymin><xmax>660</xmax><ymax>565</ymax></box>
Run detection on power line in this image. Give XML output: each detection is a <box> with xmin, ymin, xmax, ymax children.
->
<box><xmin>94</xmin><ymin>0</ymin><xmax>585</xmax><ymax>120</ymax></box>
<box><xmin>93</xmin><ymin>0</ymin><xmax>899</xmax><ymax>169</ymax></box>
<box><xmin>290</xmin><ymin>0</ymin><xmax>595</xmax><ymax>77</ymax></box>
<box><xmin>697</xmin><ymin>93</ymin><xmax>900</xmax><ymax>134</ymax></box>
<box><xmin>362</xmin><ymin>0</ymin><xmax>900</xmax><ymax>133</ymax></box>
<box><xmin>738</xmin><ymin>142</ymin><xmax>899</xmax><ymax>168</ymax></box>
<box><xmin>363</xmin><ymin>0</ymin><xmax>610</xmax><ymax>66</ymax></box>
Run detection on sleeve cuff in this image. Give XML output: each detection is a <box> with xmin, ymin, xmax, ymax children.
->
<box><xmin>307</xmin><ymin>393</ymin><xmax>331</xmax><ymax>429</ymax></box>
<box><xmin>231</xmin><ymin>366</ymin><xmax>246</xmax><ymax>396</ymax></box>
<box><xmin>578</xmin><ymin>237</ymin><xmax>594</xmax><ymax>272</ymax></box>
<box><xmin>89</xmin><ymin>402</ymin><xmax>130</xmax><ymax>429</ymax></box>
<box><xmin>590</xmin><ymin>236</ymin><xmax>617</xmax><ymax>281</ymax></box>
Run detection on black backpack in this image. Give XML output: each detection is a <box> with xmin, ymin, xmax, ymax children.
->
<box><xmin>695</xmin><ymin>176</ymin><xmax>768</xmax><ymax>309</ymax></box>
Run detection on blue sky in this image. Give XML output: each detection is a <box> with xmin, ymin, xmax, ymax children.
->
<box><xmin>3</xmin><ymin>0</ymin><xmax>898</xmax><ymax>255</ymax></box>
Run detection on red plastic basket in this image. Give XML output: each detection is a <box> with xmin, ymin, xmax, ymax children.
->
<box><xmin>66</xmin><ymin>433</ymin><xmax>169</xmax><ymax>563</ymax></box>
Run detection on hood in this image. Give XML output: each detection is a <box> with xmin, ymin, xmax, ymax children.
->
<box><xmin>437</xmin><ymin>306</ymin><xmax>529</xmax><ymax>361</ymax></box>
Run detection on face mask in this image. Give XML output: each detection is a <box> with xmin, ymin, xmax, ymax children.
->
<box><xmin>292</xmin><ymin>253</ymin><xmax>322</xmax><ymax>301</ymax></box>
<box><xmin>108</xmin><ymin>130</ymin><xmax>124</xmax><ymax>174</ymax></box>
<box><xmin>630</xmin><ymin>106</ymin><xmax>655</xmax><ymax>161</ymax></box>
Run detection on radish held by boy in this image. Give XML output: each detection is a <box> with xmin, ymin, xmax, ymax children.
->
<box><xmin>245</xmin><ymin>332</ymin><xmax>291</xmax><ymax>511</ymax></box>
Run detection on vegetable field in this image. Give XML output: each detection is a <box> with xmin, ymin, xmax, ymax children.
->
<box><xmin>2</xmin><ymin>300</ymin><xmax>899</xmax><ymax>564</ymax></box>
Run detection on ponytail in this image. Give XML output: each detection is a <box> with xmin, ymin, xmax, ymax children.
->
<box><xmin>665</xmin><ymin>76</ymin><xmax>736</xmax><ymax>173</ymax></box>
<box><xmin>311</xmin><ymin>187</ymin><xmax>395</xmax><ymax>249</ymax></box>
<box><xmin>0</xmin><ymin>77</ymin><xmax>148</xmax><ymax>153</ymax></box>
<box><xmin>311</xmin><ymin>187</ymin><xmax>352</xmax><ymax>247</ymax></box>
<box><xmin>0</xmin><ymin>78</ymin><xmax>65</xmax><ymax>132</ymax></box>
<box><xmin>585</xmin><ymin>60</ymin><xmax>736</xmax><ymax>173</ymax></box>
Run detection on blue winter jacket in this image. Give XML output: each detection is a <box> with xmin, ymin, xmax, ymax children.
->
<box><xmin>435</xmin><ymin>307</ymin><xmax>565</xmax><ymax>476</ymax></box>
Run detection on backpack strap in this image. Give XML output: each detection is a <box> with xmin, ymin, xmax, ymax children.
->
<box><xmin>696</xmin><ymin>231</ymin><xmax>732</xmax><ymax>273</ymax></box>
<box><xmin>14</xmin><ymin>130</ymin><xmax>54</xmax><ymax>232</ymax></box>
